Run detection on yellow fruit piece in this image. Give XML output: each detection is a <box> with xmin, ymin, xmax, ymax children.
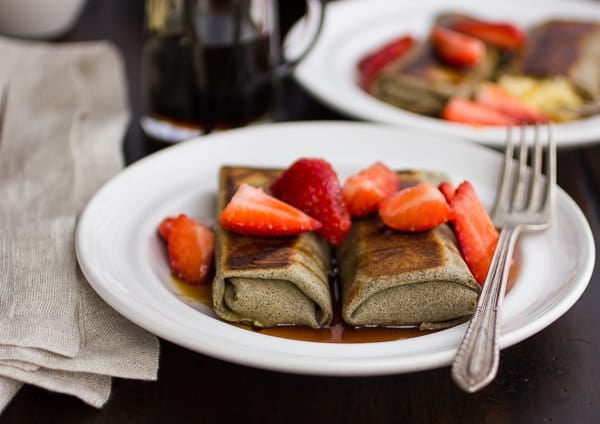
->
<box><xmin>498</xmin><ymin>75</ymin><xmax>584</xmax><ymax>122</ymax></box>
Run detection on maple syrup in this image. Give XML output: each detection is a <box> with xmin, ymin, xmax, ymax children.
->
<box><xmin>171</xmin><ymin>245</ymin><xmax>521</xmax><ymax>345</ymax></box>
<box><xmin>142</xmin><ymin>33</ymin><xmax>274</xmax><ymax>140</ymax></box>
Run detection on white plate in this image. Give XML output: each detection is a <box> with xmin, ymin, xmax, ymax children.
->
<box><xmin>285</xmin><ymin>0</ymin><xmax>600</xmax><ymax>147</ymax></box>
<box><xmin>76</xmin><ymin>122</ymin><xmax>594</xmax><ymax>376</ymax></box>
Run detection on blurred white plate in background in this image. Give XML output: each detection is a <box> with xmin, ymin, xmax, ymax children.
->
<box><xmin>286</xmin><ymin>0</ymin><xmax>600</xmax><ymax>147</ymax></box>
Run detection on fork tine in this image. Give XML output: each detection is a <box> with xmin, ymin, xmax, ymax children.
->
<box><xmin>543</xmin><ymin>123</ymin><xmax>557</xmax><ymax>216</ymax></box>
<box><xmin>511</xmin><ymin>126</ymin><xmax>529</xmax><ymax>211</ymax></box>
<box><xmin>494</xmin><ymin>126</ymin><xmax>516</xmax><ymax>215</ymax></box>
<box><xmin>527</xmin><ymin>125</ymin><xmax>544</xmax><ymax>212</ymax></box>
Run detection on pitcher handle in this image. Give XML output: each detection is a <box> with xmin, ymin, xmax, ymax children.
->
<box><xmin>282</xmin><ymin>0</ymin><xmax>326</xmax><ymax>68</ymax></box>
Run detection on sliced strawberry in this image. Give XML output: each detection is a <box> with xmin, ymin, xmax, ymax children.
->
<box><xmin>158</xmin><ymin>216</ymin><xmax>176</xmax><ymax>240</ymax></box>
<box><xmin>475</xmin><ymin>82</ymin><xmax>549</xmax><ymax>124</ymax></box>
<box><xmin>379</xmin><ymin>182</ymin><xmax>452</xmax><ymax>232</ymax></box>
<box><xmin>442</xmin><ymin>98</ymin><xmax>517</xmax><ymax>126</ymax></box>
<box><xmin>270</xmin><ymin>158</ymin><xmax>351</xmax><ymax>245</ymax></box>
<box><xmin>438</xmin><ymin>181</ymin><xmax>456</xmax><ymax>203</ymax></box>
<box><xmin>431</xmin><ymin>27</ymin><xmax>485</xmax><ymax>67</ymax></box>
<box><xmin>166</xmin><ymin>214</ymin><xmax>215</xmax><ymax>286</ymax></box>
<box><xmin>342</xmin><ymin>162</ymin><xmax>400</xmax><ymax>217</ymax></box>
<box><xmin>358</xmin><ymin>35</ymin><xmax>415</xmax><ymax>90</ymax></box>
<box><xmin>452</xmin><ymin>19</ymin><xmax>526</xmax><ymax>49</ymax></box>
<box><xmin>449</xmin><ymin>181</ymin><xmax>499</xmax><ymax>285</ymax></box>
<box><xmin>220</xmin><ymin>183</ymin><xmax>322</xmax><ymax>236</ymax></box>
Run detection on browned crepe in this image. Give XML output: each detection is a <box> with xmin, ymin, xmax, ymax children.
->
<box><xmin>508</xmin><ymin>19</ymin><xmax>600</xmax><ymax>100</ymax></box>
<box><xmin>212</xmin><ymin>167</ymin><xmax>333</xmax><ymax>328</ymax></box>
<box><xmin>337</xmin><ymin>170</ymin><xmax>481</xmax><ymax>330</ymax></box>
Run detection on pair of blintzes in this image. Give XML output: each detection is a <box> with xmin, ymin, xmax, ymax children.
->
<box><xmin>212</xmin><ymin>166</ymin><xmax>480</xmax><ymax>331</ymax></box>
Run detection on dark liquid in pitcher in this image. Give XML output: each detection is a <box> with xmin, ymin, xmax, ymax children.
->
<box><xmin>142</xmin><ymin>33</ymin><xmax>274</xmax><ymax>141</ymax></box>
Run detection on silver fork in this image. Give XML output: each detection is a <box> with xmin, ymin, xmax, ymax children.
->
<box><xmin>451</xmin><ymin>124</ymin><xmax>557</xmax><ymax>393</ymax></box>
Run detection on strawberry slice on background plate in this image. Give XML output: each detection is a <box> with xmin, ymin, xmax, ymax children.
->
<box><xmin>475</xmin><ymin>82</ymin><xmax>549</xmax><ymax>124</ymax></box>
<box><xmin>342</xmin><ymin>161</ymin><xmax>400</xmax><ymax>217</ymax></box>
<box><xmin>430</xmin><ymin>26</ymin><xmax>485</xmax><ymax>67</ymax></box>
<box><xmin>271</xmin><ymin>158</ymin><xmax>351</xmax><ymax>245</ymax></box>
<box><xmin>219</xmin><ymin>183</ymin><xmax>322</xmax><ymax>237</ymax></box>
<box><xmin>452</xmin><ymin>18</ymin><xmax>526</xmax><ymax>49</ymax></box>
<box><xmin>448</xmin><ymin>181</ymin><xmax>499</xmax><ymax>285</ymax></box>
<box><xmin>358</xmin><ymin>35</ymin><xmax>415</xmax><ymax>90</ymax></box>
<box><xmin>379</xmin><ymin>182</ymin><xmax>452</xmax><ymax>232</ymax></box>
<box><xmin>442</xmin><ymin>97</ymin><xmax>517</xmax><ymax>126</ymax></box>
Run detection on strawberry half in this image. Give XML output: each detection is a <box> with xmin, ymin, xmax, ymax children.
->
<box><xmin>438</xmin><ymin>181</ymin><xmax>456</xmax><ymax>203</ymax></box>
<box><xmin>475</xmin><ymin>83</ymin><xmax>549</xmax><ymax>124</ymax></box>
<box><xmin>164</xmin><ymin>214</ymin><xmax>215</xmax><ymax>286</ymax></box>
<box><xmin>158</xmin><ymin>216</ymin><xmax>176</xmax><ymax>240</ymax></box>
<box><xmin>442</xmin><ymin>98</ymin><xmax>517</xmax><ymax>126</ymax></box>
<box><xmin>358</xmin><ymin>35</ymin><xmax>415</xmax><ymax>90</ymax></box>
<box><xmin>379</xmin><ymin>182</ymin><xmax>452</xmax><ymax>232</ymax></box>
<box><xmin>452</xmin><ymin>19</ymin><xmax>526</xmax><ymax>50</ymax></box>
<box><xmin>342</xmin><ymin>162</ymin><xmax>400</xmax><ymax>217</ymax></box>
<box><xmin>219</xmin><ymin>183</ymin><xmax>322</xmax><ymax>236</ymax></box>
<box><xmin>431</xmin><ymin>26</ymin><xmax>485</xmax><ymax>67</ymax></box>
<box><xmin>270</xmin><ymin>158</ymin><xmax>351</xmax><ymax>245</ymax></box>
<box><xmin>449</xmin><ymin>181</ymin><xmax>499</xmax><ymax>285</ymax></box>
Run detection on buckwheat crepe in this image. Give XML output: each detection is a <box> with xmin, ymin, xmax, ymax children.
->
<box><xmin>212</xmin><ymin>167</ymin><xmax>333</xmax><ymax>328</ymax></box>
<box><xmin>507</xmin><ymin>19</ymin><xmax>600</xmax><ymax>100</ymax></box>
<box><xmin>337</xmin><ymin>170</ymin><xmax>481</xmax><ymax>330</ymax></box>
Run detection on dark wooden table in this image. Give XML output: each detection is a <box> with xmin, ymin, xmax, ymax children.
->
<box><xmin>3</xmin><ymin>1</ymin><xmax>600</xmax><ymax>422</ymax></box>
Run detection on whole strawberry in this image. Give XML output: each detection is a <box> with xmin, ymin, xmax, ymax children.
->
<box><xmin>270</xmin><ymin>158</ymin><xmax>351</xmax><ymax>245</ymax></box>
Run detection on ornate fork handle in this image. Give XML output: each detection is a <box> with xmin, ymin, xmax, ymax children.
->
<box><xmin>451</xmin><ymin>224</ymin><xmax>522</xmax><ymax>392</ymax></box>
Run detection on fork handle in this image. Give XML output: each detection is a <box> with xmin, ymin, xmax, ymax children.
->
<box><xmin>451</xmin><ymin>225</ymin><xmax>521</xmax><ymax>392</ymax></box>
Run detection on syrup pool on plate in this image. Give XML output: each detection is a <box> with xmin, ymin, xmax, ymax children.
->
<box><xmin>171</xmin><ymin>248</ymin><xmax>521</xmax><ymax>344</ymax></box>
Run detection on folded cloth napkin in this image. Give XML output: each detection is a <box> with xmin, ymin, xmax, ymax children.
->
<box><xmin>0</xmin><ymin>36</ymin><xmax>159</xmax><ymax>411</ymax></box>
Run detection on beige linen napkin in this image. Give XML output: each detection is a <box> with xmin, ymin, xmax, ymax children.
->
<box><xmin>0</xmin><ymin>36</ymin><xmax>159</xmax><ymax>411</ymax></box>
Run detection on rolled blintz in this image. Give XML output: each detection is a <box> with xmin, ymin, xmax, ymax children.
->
<box><xmin>212</xmin><ymin>166</ymin><xmax>333</xmax><ymax>328</ymax></box>
<box><xmin>507</xmin><ymin>19</ymin><xmax>600</xmax><ymax>100</ymax></box>
<box><xmin>337</xmin><ymin>170</ymin><xmax>481</xmax><ymax>330</ymax></box>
